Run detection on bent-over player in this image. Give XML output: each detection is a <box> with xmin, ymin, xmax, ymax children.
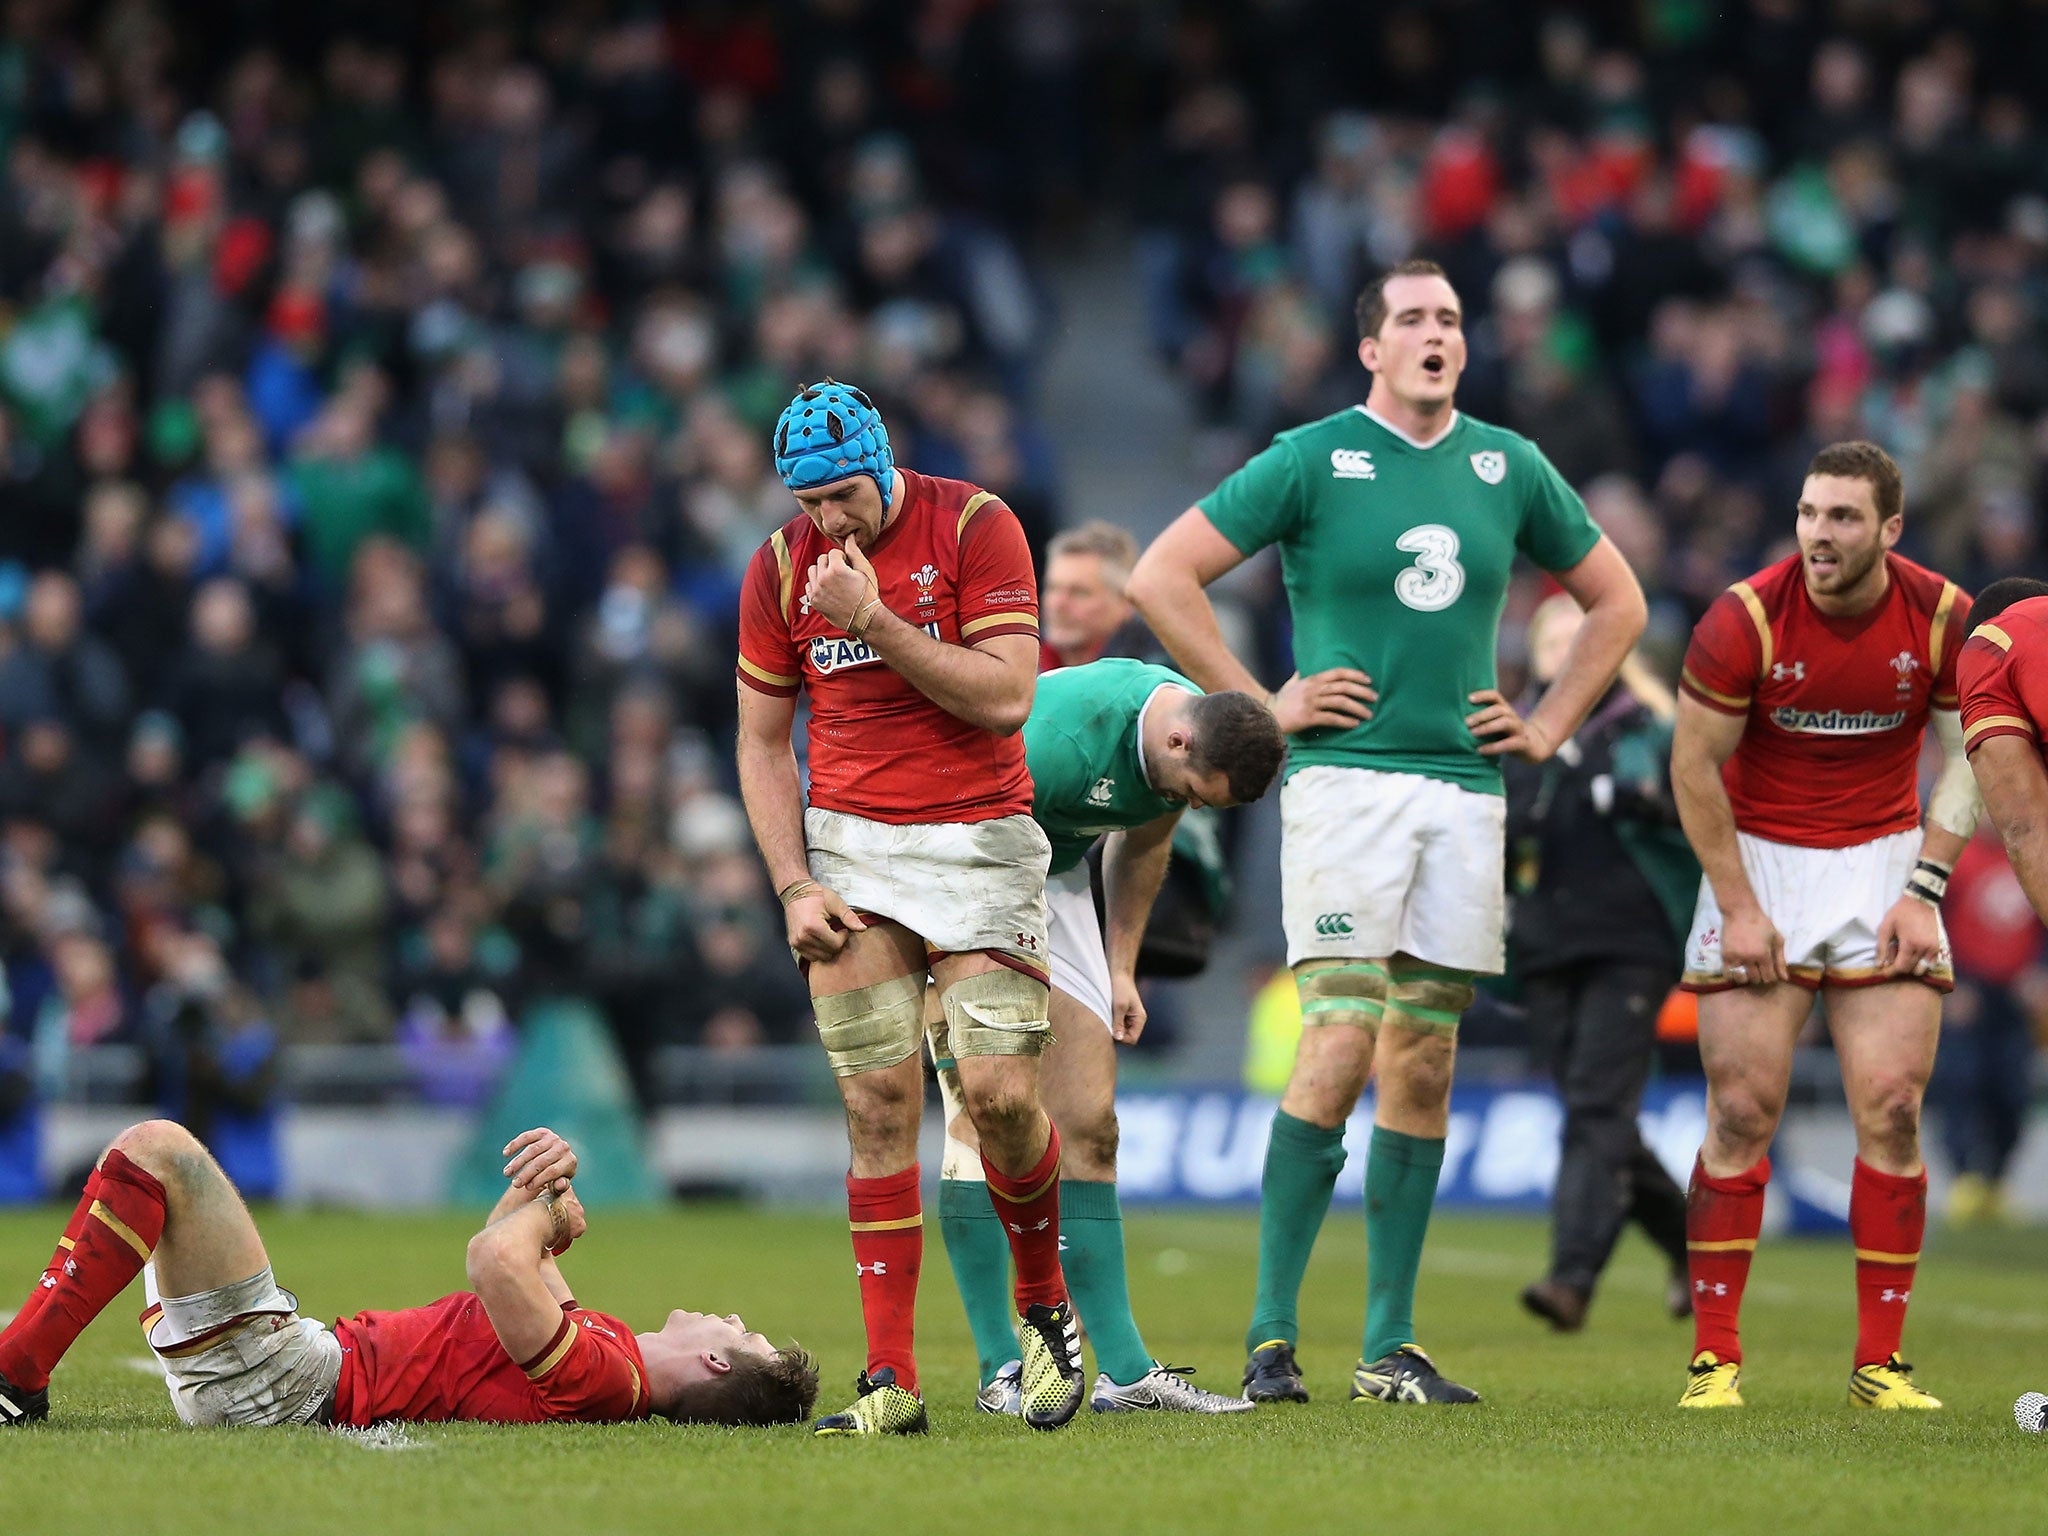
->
<box><xmin>1127</xmin><ymin>259</ymin><xmax>1645</xmax><ymax>1404</ymax></box>
<box><xmin>0</xmin><ymin>1121</ymin><xmax>815</xmax><ymax>1428</ymax></box>
<box><xmin>1955</xmin><ymin>577</ymin><xmax>2048</xmax><ymax>924</ymax></box>
<box><xmin>1671</xmin><ymin>441</ymin><xmax>1976</xmax><ymax>1410</ymax></box>
<box><xmin>936</xmin><ymin>658</ymin><xmax>1283</xmax><ymax>1415</ymax></box>
<box><xmin>736</xmin><ymin>381</ymin><xmax>1079</xmax><ymax>1435</ymax></box>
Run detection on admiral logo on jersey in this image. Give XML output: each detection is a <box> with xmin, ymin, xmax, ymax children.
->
<box><xmin>809</xmin><ymin>621</ymin><xmax>943</xmax><ymax>674</ymax></box>
<box><xmin>1769</xmin><ymin>706</ymin><xmax>1911</xmax><ymax>736</ymax></box>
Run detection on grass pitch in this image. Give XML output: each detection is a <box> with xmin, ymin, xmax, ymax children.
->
<box><xmin>1</xmin><ymin>1202</ymin><xmax>2043</xmax><ymax>1535</ymax></box>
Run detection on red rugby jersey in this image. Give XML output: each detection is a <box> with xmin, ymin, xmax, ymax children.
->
<box><xmin>1679</xmin><ymin>552</ymin><xmax>1967</xmax><ymax>848</ymax></box>
<box><xmin>1959</xmin><ymin>594</ymin><xmax>2048</xmax><ymax>760</ymax></box>
<box><xmin>331</xmin><ymin>1292</ymin><xmax>650</xmax><ymax>1426</ymax></box>
<box><xmin>736</xmin><ymin>469</ymin><xmax>1039</xmax><ymax>824</ymax></box>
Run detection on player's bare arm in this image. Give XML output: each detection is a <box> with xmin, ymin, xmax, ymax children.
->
<box><xmin>1099</xmin><ymin>811</ymin><xmax>1180</xmax><ymax>1043</ymax></box>
<box><xmin>1876</xmin><ymin>708</ymin><xmax>1979</xmax><ymax>977</ymax></box>
<box><xmin>466</xmin><ymin>1177</ymin><xmax>588</xmax><ymax>1364</ymax></box>
<box><xmin>1469</xmin><ymin>536</ymin><xmax>1647</xmax><ymax>764</ymax></box>
<box><xmin>734</xmin><ymin>682</ymin><xmax>867</xmax><ymax>961</ymax></box>
<box><xmin>1673</xmin><ymin>693</ymin><xmax>1787</xmax><ymax>985</ymax></box>
<box><xmin>1968</xmin><ymin>732</ymin><xmax>2048</xmax><ymax>924</ymax></box>
<box><xmin>803</xmin><ymin>535</ymin><xmax>1036</xmax><ymax>734</ymax></box>
<box><xmin>1127</xmin><ymin>508</ymin><xmax>1376</xmax><ymax>733</ymax></box>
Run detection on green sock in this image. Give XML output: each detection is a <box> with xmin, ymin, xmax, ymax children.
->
<box><xmin>938</xmin><ymin>1178</ymin><xmax>1018</xmax><ymax>1386</ymax></box>
<box><xmin>1059</xmin><ymin>1179</ymin><xmax>1153</xmax><ymax>1386</ymax></box>
<box><xmin>1244</xmin><ymin>1110</ymin><xmax>1350</xmax><ymax>1355</ymax></box>
<box><xmin>1363</xmin><ymin>1125</ymin><xmax>1446</xmax><ymax>1362</ymax></box>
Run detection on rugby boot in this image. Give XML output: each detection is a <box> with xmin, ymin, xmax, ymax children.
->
<box><xmin>975</xmin><ymin>1359</ymin><xmax>1022</xmax><ymax>1416</ymax></box>
<box><xmin>1241</xmin><ymin>1339</ymin><xmax>1310</xmax><ymax>1403</ymax></box>
<box><xmin>1017</xmin><ymin>1301</ymin><xmax>1085</xmax><ymax>1430</ymax></box>
<box><xmin>1676</xmin><ymin>1350</ymin><xmax>1743</xmax><ymax>1408</ymax></box>
<box><xmin>1520</xmin><ymin>1278</ymin><xmax>1589</xmax><ymax>1333</ymax></box>
<box><xmin>1350</xmin><ymin>1344</ymin><xmax>1482</xmax><ymax>1404</ymax></box>
<box><xmin>811</xmin><ymin>1368</ymin><xmax>928</xmax><ymax>1437</ymax></box>
<box><xmin>0</xmin><ymin>1370</ymin><xmax>47</xmax><ymax>1426</ymax></box>
<box><xmin>1091</xmin><ymin>1364</ymin><xmax>1256</xmax><ymax>1414</ymax></box>
<box><xmin>1849</xmin><ymin>1354</ymin><xmax>1942</xmax><ymax>1411</ymax></box>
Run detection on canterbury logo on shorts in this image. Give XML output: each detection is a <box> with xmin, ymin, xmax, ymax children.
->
<box><xmin>1314</xmin><ymin>912</ymin><xmax>1355</xmax><ymax>936</ymax></box>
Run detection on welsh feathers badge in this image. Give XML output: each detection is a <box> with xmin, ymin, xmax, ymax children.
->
<box><xmin>1469</xmin><ymin>450</ymin><xmax>1506</xmax><ymax>484</ymax></box>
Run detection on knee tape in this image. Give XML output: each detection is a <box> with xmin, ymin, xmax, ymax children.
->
<box><xmin>813</xmin><ymin>974</ymin><xmax>925</xmax><ymax>1077</ymax></box>
<box><xmin>941</xmin><ymin>967</ymin><xmax>1052</xmax><ymax>1059</ymax></box>
<box><xmin>1295</xmin><ymin>959</ymin><xmax>1388</xmax><ymax>1031</ymax></box>
<box><xmin>925</xmin><ymin>1007</ymin><xmax>984</xmax><ymax>1181</ymax></box>
<box><xmin>1385</xmin><ymin>960</ymin><xmax>1475</xmax><ymax>1037</ymax></box>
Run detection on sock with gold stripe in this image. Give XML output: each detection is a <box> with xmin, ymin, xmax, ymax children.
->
<box><xmin>0</xmin><ymin>1149</ymin><xmax>165</xmax><ymax>1390</ymax></box>
<box><xmin>3</xmin><ymin>1178</ymin><xmax>102</xmax><ymax>1346</ymax></box>
<box><xmin>983</xmin><ymin>1124</ymin><xmax>1066</xmax><ymax>1312</ymax></box>
<box><xmin>1686</xmin><ymin>1154</ymin><xmax>1768</xmax><ymax>1364</ymax></box>
<box><xmin>848</xmin><ymin>1164</ymin><xmax>923</xmax><ymax>1395</ymax></box>
<box><xmin>1850</xmin><ymin>1158</ymin><xmax>1925</xmax><ymax>1368</ymax></box>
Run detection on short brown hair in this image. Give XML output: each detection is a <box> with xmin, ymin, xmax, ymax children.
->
<box><xmin>1185</xmin><ymin>691</ymin><xmax>1286</xmax><ymax>804</ymax></box>
<box><xmin>1356</xmin><ymin>258</ymin><xmax>1455</xmax><ymax>341</ymax></box>
<box><xmin>1047</xmin><ymin>521</ymin><xmax>1140</xmax><ymax>584</ymax></box>
<box><xmin>1805</xmin><ymin>440</ymin><xmax>1903</xmax><ymax>525</ymax></box>
<box><xmin>666</xmin><ymin>1345</ymin><xmax>820</xmax><ymax>1427</ymax></box>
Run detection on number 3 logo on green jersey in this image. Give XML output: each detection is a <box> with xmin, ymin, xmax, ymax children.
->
<box><xmin>1394</xmin><ymin>524</ymin><xmax>1465</xmax><ymax>612</ymax></box>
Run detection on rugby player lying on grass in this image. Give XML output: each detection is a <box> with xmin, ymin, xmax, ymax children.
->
<box><xmin>0</xmin><ymin>1120</ymin><xmax>817</xmax><ymax>1429</ymax></box>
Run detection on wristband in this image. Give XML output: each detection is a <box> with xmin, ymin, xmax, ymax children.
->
<box><xmin>536</xmin><ymin>1187</ymin><xmax>568</xmax><ymax>1253</ymax></box>
<box><xmin>849</xmin><ymin>596</ymin><xmax>883</xmax><ymax>638</ymax></box>
<box><xmin>1905</xmin><ymin>858</ymin><xmax>1950</xmax><ymax>906</ymax></box>
<box><xmin>778</xmin><ymin>879</ymin><xmax>822</xmax><ymax>906</ymax></box>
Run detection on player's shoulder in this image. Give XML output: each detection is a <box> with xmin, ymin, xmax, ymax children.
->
<box><xmin>751</xmin><ymin>509</ymin><xmax>819</xmax><ymax>569</ymax></box>
<box><xmin>1973</xmin><ymin>594</ymin><xmax>2048</xmax><ymax>653</ymax></box>
<box><xmin>1270</xmin><ymin>406</ymin><xmax>1371</xmax><ymax>450</ymax></box>
<box><xmin>1882</xmin><ymin>552</ymin><xmax>1965</xmax><ymax>617</ymax></box>
<box><xmin>904</xmin><ymin>468</ymin><xmax>1010</xmax><ymax>533</ymax></box>
<box><xmin>1728</xmin><ymin>553</ymin><xmax>1804</xmax><ymax>616</ymax></box>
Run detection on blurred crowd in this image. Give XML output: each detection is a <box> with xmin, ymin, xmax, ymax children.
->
<box><xmin>0</xmin><ymin>0</ymin><xmax>1072</xmax><ymax>1120</ymax></box>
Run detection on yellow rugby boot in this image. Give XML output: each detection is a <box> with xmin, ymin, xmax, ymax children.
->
<box><xmin>1677</xmin><ymin>1350</ymin><xmax>1743</xmax><ymax>1408</ymax></box>
<box><xmin>812</xmin><ymin>1368</ymin><xmax>929</xmax><ymax>1436</ymax></box>
<box><xmin>1017</xmin><ymin>1301</ymin><xmax>1085</xmax><ymax>1430</ymax></box>
<box><xmin>1849</xmin><ymin>1355</ymin><xmax>1942</xmax><ymax>1410</ymax></box>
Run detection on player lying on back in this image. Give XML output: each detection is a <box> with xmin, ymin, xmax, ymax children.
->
<box><xmin>934</xmin><ymin>657</ymin><xmax>1283</xmax><ymax>1416</ymax></box>
<box><xmin>1670</xmin><ymin>440</ymin><xmax>1978</xmax><ymax>1411</ymax></box>
<box><xmin>0</xmin><ymin>1120</ymin><xmax>817</xmax><ymax>1429</ymax></box>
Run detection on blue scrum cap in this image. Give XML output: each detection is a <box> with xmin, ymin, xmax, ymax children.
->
<box><xmin>773</xmin><ymin>379</ymin><xmax>894</xmax><ymax>509</ymax></box>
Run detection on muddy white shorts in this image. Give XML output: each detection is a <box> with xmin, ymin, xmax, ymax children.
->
<box><xmin>1046</xmin><ymin>862</ymin><xmax>1113</xmax><ymax>1028</ymax></box>
<box><xmin>805</xmin><ymin>808</ymin><xmax>1051</xmax><ymax>972</ymax></box>
<box><xmin>144</xmin><ymin>1265</ymin><xmax>342</xmax><ymax>1427</ymax></box>
<box><xmin>1279</xmin><ymin>765</ymin><xmax>1506</xmax><ymax>974</ymax></box>
<box><xmin>1681</xmin><ymin>826</ymin><xmax>1952</xmax><ymax>993</ymax></box>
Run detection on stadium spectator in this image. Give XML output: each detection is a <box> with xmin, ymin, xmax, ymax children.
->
<box><xmin>1040</xmin><ymin>521</ymin><xmax>1146</xmax><ymax>671</ymax></box>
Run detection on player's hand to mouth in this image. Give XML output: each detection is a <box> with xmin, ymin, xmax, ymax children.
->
<box><xmin>1719</xmin><ymin>902</ymin><xmax>1788</xmax><ymax>986</ymax></box>
<box><xmin>1269</xmin><ymin>668</ymin><xmax>1376</xmax><ymax>734</ymax></box>
<box><xmin>783</xmin><ymin>883</ymin><xmax>867</xmax><ymax>961</ymax></box>
<box><xmin>1876</xmin><ymin>893</ymin><xmax>1944</xmax><ymax>979</ymax></box>
<box><xmin>1466</xmin><ymin>689</ymin><xmax>1557</xmax><ymax>762</ymax></box>
<box><xmin>804</xmin><ymin>537</ymin><xmax>883</xmax><ymax>634</ymax></box>
<box><xmin>503</xmin><ymin>1127</ymin><xmax>579</xmax><ymax>1195</ymax></box>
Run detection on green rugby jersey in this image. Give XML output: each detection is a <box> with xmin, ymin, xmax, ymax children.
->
<box><xmin>1026</xmin><ymin>658</ymin><xmax>1198</xmax><ymax>875</ymax></box>
<box><xmin>1199</xmin><ymin>406</ymin><xmax>1600</xmax><ymax>793</ymax></box>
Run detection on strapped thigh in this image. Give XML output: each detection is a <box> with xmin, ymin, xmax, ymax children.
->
<box><xmin>1294</xmin><ymin>958</ymin><xmax>1389</xmax><ymax>1031</ymax></box>
<box><xmin>813</xmin><ymin>974</ymin><xmax>925</xmax><ymax>1077</ymax></box>
<box><xmin>1384</xmin><ymin>956</ymin><xmax>1475</xmax><ymax>1037</ymax></box>
<box><xmin>941</xmin><ymin>966</ymin><xmax>1052</xmax><ymax>1059</ymax></box>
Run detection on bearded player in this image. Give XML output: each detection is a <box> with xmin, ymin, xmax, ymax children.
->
<box><xmin>934</xmin><ymin>658</ymin><xmax>1283</xmax><ymax>1415</ymax></box>
<box><xmin>1955</xmin><ymin>577</ymin><xmax>2048</xmax><ymax>919</ymax></box>
<box><xmin>736</xmin><ymin>381</ymin><xmax>1080</xmax><ymax>1435</ymax></box>
<box><xmin>0</xmin><ymin>1120</ymin><xmax>815</xmax><ymax>1428</ymax></box>
<box><xmin>1670</xmin><ymin>441</ymin><xmax>1978</xmax><ymax>1411</ymax></box>
<box><xmin>1127</xmin><ymin>259</ymin><xmax>1645</xmax><ymax>1405</ymax></box>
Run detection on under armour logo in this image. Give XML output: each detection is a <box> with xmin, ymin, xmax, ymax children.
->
<box><xmin>856</xmin><ymin>1261</ymin><xmax>888</xmax><ymax>1276</ymax></box>
<box><xmin>62</xmin><ymin>1258</ymin><xmax>76</xmax><ymax>1279</ymax></box>
<box><xmin>38</xmin><ymin>1274</ymin><xmax>55</xmax><ymax>1290</ymax></box>
<box><xmin>1007</xmin><ymin>1218</ymin><xmax>1050</xmax><ymax>1234</ymax></box>
<box><xmin>1880</xmin><ymin>1288</ymin><xmax>1910</xmax><ymax>1304</ymax></box>
<box><xmin>1694</xmin><ymin>1279</ymin><xmax>1728</xmax><ymax>1297</ymax></box>
<box><xmin>1314</xmin><ymin>912</ymin><xmax>1354</xmax><ymax>937</ymax></box>
<box><xmin>1772</xmin><ymin>662</ymin><xmax>1805</xmax><ymax>682</ymax></box>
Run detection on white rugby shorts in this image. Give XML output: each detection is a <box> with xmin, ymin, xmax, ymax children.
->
<box><xmin>1046</xmin><ymin>861</ymin><xmax>1114</xmax><ymax>1030</ymax></box>
<box><xmin>145</xmin><ymin>1264</ymin><xmax>341</xmax><ymax>1427</ymax></box>
<box><xmin>1279</xmin><ymin>765</ymin><xmax>1507</xmax><ymax>975</ymax></box>
<box><xmin>804</xmin><ymin>808</ymin><xmax>1051</xmax><ymax>972</ymax></box>
<box><xmin>1681</xmin><ymin>826</ymin><xmax>1953</xmax><ymax>993</ymax></box>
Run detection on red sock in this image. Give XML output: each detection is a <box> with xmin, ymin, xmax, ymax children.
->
<box><xmin>1850</xmin><ymin>1159</ymin><xmax>1925</xmax><ymax>1368</ymax></box>
<box><xmin>1</xmin><ymin>1178</ymin><xmax>101</xmax><ymax>1345</ymax></box>
<box><xmin>847</xmin><ymin>1165</ymin><xmax>922</xmax><ymax>1396</ymax></box>
<box><xmin>983</xmin><ymin>1124</ymin><xmax>1066</xmax><ymax>1312</ymax></box>
<box><xmin>0</xmin><ymin>1150</ymin><xmax>165</xmax><ymax>1390</ymax></box>
<box><xmin>1687</xmin><ymin>1154</ymin><xmax>1768</xmax><ymax>1364</ymax></box>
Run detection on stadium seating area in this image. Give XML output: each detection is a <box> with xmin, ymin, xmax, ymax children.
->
<box><xmin>0</xmin><ymin>1</ymin><xmax>2042</xmax><ymax>1143</ymax></box>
